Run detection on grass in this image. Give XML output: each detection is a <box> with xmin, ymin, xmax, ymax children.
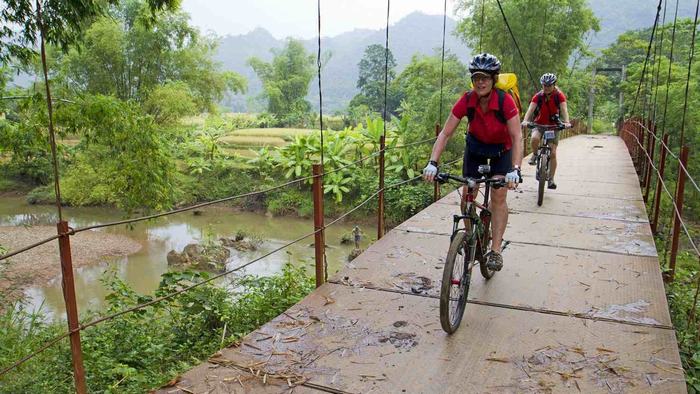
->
<box><xmin>220</xmin><ymin>148</ymin><xmax>258</xmax><ymax>158</ymax></box>
<box><xmin>219</xmin><ymin>135</ymin><xmax>287</xmax><ymax>147</ymax></box>
<box><xmin>230</xmin><ymin>128</ymin><xmax>315</xmax><ymax>138</ymax></box>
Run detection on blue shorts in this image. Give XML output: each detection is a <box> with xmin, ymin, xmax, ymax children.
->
<box><xmin>462</xmin><ymin>148</ymin><xmax>512</xmax><ymax>178</ymax></box>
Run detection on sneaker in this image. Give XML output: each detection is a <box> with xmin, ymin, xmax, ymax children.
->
<box><xmin>548</xmin><ymin>180</ymin><xmax>557</xmax><ymax>189</ymax></box>
<box><xmin>485</xmin><ymin>251</ymin><xmax>504</xmax><ymax>271</ymax></box>
<box><xmin>528</xmin><ymin>156</ymin><xmax>537</xmax><ymax>166</ymax></box>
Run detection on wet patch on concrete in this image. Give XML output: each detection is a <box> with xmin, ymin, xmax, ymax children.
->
<box><xmin>391</xmin><ymin>272</ymin><xmax>434</xmax><ymax>294</ymax></box>
<box><xmin>586</xmin><ymin>300</ymin><xmax>661</xmax><ymax>325</ymax></box>
<box><xmin>491</xmin><ymin>344</ymin><xmax>684</xmax><ymax>393</ymax></box>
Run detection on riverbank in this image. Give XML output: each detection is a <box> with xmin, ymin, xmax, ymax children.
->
<box><xmin>0</xmin><ymin>226</ymin><xmax>142</xmax><ymax>305</ymax></box>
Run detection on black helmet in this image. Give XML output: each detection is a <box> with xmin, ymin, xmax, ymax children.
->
<box><xmin>469</xmin><ymin>53</ymin><xmax>501</xmax><ymax>75</ymax></box>
<box><xmin>540</xmin><ymin>73</ymin><xmax>557</xmax><ymax>86</ymax></box>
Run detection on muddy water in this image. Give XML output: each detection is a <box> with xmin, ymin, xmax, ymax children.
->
<box><xmin>0</xmin><ymin>197</ymin><xmax>365</xmax><ymax>321</ymax></box>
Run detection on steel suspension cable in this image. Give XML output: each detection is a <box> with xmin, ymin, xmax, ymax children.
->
<box><xmin>661</xmin><ymin>0</ymin><xmax>680</xmax><ymax>138</ymax></box>
<box><xmin>438</xmin><ymin>0</ymin><xmax>447</xmax><ymax>121</ymax></box>
<box><xmin>660</xmin><ymin>0</ymin><xmax>681</xmax><ymax>265</ymax></box>
<box><xmin>494</xmin><ymin>0</ymin><xmax>537</xmax><ymax>90</ymax></box>
<box><xmin>479</xmin><ymin>0</ymin><xmax>485</xmax><ymax>53</ymax></box>
<box><xmin>679</xmin><ymin>0</ymin><xmax>700</xmax><ymax>148</ymax></box>
<box><xmin>383</xmin><ymin>0</ymin><xmax>390</xmax><ymax>126</ymax></box>
<box><xmin>36</xmin><ymin>0</ymin><xmax>64</xmax><ymax>222</ymax></box>
<box><xmin>317</xmin><ymin>0</ymin><xmax>324</xmax><ymax>167</ymax></box>
<box><xmin>631</xmin><ymin>0</ymin><xmax>663</xmax><ymax>114</ymax></box>
<box><xmin>625</xmin><ymin>129</ymin><xmax>700</xmax><ymax>256</ymax></box>
<box><xmin>652</xmin><ymin>0</ymin><xmax>668</xmax><ymax>123</ymax></box>
<box><xmin>633</xmin><ymin>120</ymin><xmax>700</xmax><ymax>192</ymax></box>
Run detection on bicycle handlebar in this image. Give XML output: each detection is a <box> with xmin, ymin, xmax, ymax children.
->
<box><xmin>435</xmin><ymin>173</ymin><xmax>507</xmax><ymax>188</ymax></box>
<box><xmin>526</xmin><ymin>122</ymin><xmax>566</xmax><ymax>130</ymax></box>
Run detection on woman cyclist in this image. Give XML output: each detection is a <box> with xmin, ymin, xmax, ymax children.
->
<box><xmin>422</xmin><ymin>53</ymin><xmax>522</xmax><ymax>271</ymax></box>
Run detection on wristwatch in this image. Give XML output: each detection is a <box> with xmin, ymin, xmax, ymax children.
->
<box><xmin>429</xmin><ymin>160</ymin><xmax>439</xmax><ymax>167</ymax></box>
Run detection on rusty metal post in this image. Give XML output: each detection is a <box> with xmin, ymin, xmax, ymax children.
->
<box><xmin>644</xmin><ymin>123</ymin><xmax>657</xmax><ymax>202</ymax></box>
<box><xmin>640</xmin><ymin>122</ymin><xmax>650</xmax><ymax>189</ymax></box>
<box><xmin>651</xmin><ymin>134</ymin><xmax>669</xmax><ymax>234</ymax></box>
<box><xmin>57</xmin><ymin>221</ymin><xmax>87</xmax><ymax>394</ymax></box>
<box><xmin>377</xmin><ymin>135</ymin><xmax>386</xmax><ymax>239</ymax></box>
<box><xmin>668</xmin><ymin>146</ymin><xmax>690</xmax><ymax>281</ymax></box>
<box><xmin>312</xmin><ymin>164</ymin><xmax>325</xmax><ymax>288</ymax></box>
<box><xmin>434</xmin><ymin>123</ymin><xmax>440</xmax><ymax>202</ymax></box>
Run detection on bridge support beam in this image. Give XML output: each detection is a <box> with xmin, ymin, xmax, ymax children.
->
<box><xmin>651</xmin><ymin>134</ymin><xmax>669</xmax><ymax>234</ymax></box>
<box><xmin>57</xmin><ymin>220</ymin><xmax>87</xmax><ymax>394</ymax></box>
<box><xmin>668</xmin><ymin>146</ymin><xmax>690</xmax><ymax>281</ymax></box>
<box><xmin>312</xmin><ymin>164</ymin><xmax>326</xmax><ymax>288</ymax></box>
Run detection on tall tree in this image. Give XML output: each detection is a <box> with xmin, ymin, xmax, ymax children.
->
<box><xmin>454</xmin><ymin>0</ymin><xmax>600</xmax><ymax>94</ymax></box>
<box><xmin>58</xmin><ymin>0</ymin><xmax>246</xmax><ymax>112</ymax></box>
<box><xmin>0</xmin><ymin>0</ymin><xmax>178</xmax><ymax>65</ymax></box>
<box><xmin>351</xmin><ymin>44</ymin><xmax>399</xmax><ymax>116</ymax></box>
<box><xmin>248</xmin><ymin>38</ymin><xmax>315</xmax><ymax>126</ymax></box>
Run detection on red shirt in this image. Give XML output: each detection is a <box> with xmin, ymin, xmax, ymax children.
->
<box><xmin>451</xmin><ymin>89</ymin><xmax>519</xmax><ymax>150</ymax></box>
<box><xmin>532</xmin><ymin>89</ymin><xmax>566</xmax><ymax>125</ymax></box>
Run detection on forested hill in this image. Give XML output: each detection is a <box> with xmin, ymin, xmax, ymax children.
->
<box><xmin>588</xmin><ymin>0</ymin><xmax>697</xmax><ymax>50</ymax></box>
<box><xmin>215</xmin><ymin>2</ymin><xmax>697</xmax><ymax>113</ymax></box>
<box><xmin>216</xmin><ymin>12</ymin><xmax>467</xmax><ymax>112</ymax></box>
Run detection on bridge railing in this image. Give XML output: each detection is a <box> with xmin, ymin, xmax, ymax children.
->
<box><xmin>619</xmin><ymin>118</ymin><xmax>699</xmax><ymax>282</ymax></box>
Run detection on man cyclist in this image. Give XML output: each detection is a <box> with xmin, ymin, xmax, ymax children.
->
<box><xmin>422</xmin><ymin>53</ymin><xmax>522</xmax><ymax>272</ymax></box>
<box><xmin>521</xmin><ymin>72</ymin><xmax>571</xmax><ymax>190</ymax></box>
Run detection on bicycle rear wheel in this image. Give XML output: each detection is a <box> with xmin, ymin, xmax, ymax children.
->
<box><xmin>440</xmin><ymin>230</ymin><xmax>473</xmax><ymax>334</ymax></box>
<box><xmin>537</xmin><ymin>153</ymin><xmax>548</xmax><ymax>206</ymax></box>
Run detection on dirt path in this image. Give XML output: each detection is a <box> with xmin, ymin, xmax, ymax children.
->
<box><xmin>0</xmin><ymin>226</ymin><xmax>141</xmax><ymax>304</ymax></box>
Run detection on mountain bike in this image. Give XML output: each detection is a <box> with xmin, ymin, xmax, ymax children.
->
<box><xmin>526</xmin><ymin>119</ymin><xmax>566</xmax><ymax>206</ymax></box>
<box><xmin>434</xmin><ymin>167</ymin><xmax>510</xmax><ymax>334</ymax></box>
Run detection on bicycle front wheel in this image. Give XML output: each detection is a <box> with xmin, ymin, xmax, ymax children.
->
<box><xmin>440</xmin><ymin>230</ymin><xmax>473</xmax><ymax>334</ymax></box>
<box><xmin>537</xmin><ymin>154</ymin><xmax>548</xmax><ymax>206</ymax></box>
<box><xmin>478</xmin><ymin>212</ymin><xmax>495</xmax><ymax>279</ymax></box>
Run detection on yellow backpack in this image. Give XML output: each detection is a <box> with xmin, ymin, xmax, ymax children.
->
<box><xmin>468</xmin><ymin>73</ymin><xmax>522</xmax><ymax>122</ymax></box>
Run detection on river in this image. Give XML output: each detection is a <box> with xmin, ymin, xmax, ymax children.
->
<box><xmin>0</xmin><ymin>197</ymin><xmax>363</xmax><ymax>321</ymax></box>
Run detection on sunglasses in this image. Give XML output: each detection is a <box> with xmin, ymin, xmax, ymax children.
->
<box><xmin>471</xmin><ymin>74</ymin><xmax>492</xmax><ymax>83</ymax></box>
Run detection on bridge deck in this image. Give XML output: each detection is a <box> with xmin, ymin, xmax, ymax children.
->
<box><xmin>160</xmin><ymin>135</ymin><xmax>685</xmax><ymax>393</ymax></box>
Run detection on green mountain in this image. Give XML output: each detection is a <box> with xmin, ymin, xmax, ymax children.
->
<box><xmin>588</xmin><ymin>0</ymin><xmax>697</xmax><ymax>50</ymax></box>
<box><xmin>216</xmin><ymin>3</ymin><xmax>698</xmax><ymax>113</ymax></box>
<box><xmin>216</xmin><ymin>12</ymin><xmax>468</xmax><ymax>113</ymax></box>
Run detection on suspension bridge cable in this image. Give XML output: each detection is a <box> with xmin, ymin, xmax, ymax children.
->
<box><xmin>624</xmin><ymin>129</ymin><xmax>700</xmax><ymax>256</ymax></box>
<box><xmin>494</xmin><ymin>0</ymin><xmax>537</xmax><ymax>90</ymax></box>
<box><xmin>438</xmin><ymin>0</ymin><xmax>447</xmax><ymax>122</ymax></box>
<box><xmin>679</xmin><ymin>0</ymin><xmax>700</xmax><ymax>148</ymax></box>
<box><xmin>652</xmin><ymin>0</ymin><xmax>668</xmax><ymax>123</ymax></box>
<box><xmin>660</xmin><ymin>0</ymin><xmax>681</xmax><ymax>265</ymax></box>
<box><xmin>661</xmin><ymin>0</ymin><xmax>680</xmax><ymax>139</ymax></box>
<box><xmin>317</xmin><ymin>0</ymin><xmax>324</xmax><ymax>167</ymax></box>
<box><xmin>479</xmin><ymin>0</ymin><xmax>485</xmax><ymax>53</ymax></box>
<box><xmin>633</xmin><ymin>120</ymin><xmax>700</xmax><ymax>192</ymax></box>
<box><xmin>36</xmin><ymin>1</ymin><xmax>64</xmax><ymax>222</ymax></box>
<box><xmin>383</xmin><ymin>0</ymin><xmax>390</xmax><ymax>126</ymax></box>
<box><xmin>631</xmin><ymin>0</ymin><xmax>663</xmax><ymax>114</ymax></box>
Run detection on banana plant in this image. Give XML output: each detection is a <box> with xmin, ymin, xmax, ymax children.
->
<box><xmin>323</xmin><ymin>170</ymin><xmax>353</xmax><ymax>202</ymax></box>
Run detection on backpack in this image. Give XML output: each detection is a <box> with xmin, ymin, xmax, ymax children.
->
<box><xmin>466</xmin><ymin>73</ymin><xmax>522</xmax><ymax>125</ymax></box>
<box><xmin>532</xmin><ymin>90</ymin><xmax>561</xmax><ymax>121</ymax></box>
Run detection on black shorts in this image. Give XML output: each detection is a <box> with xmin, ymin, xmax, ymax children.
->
<box><xmin>462</xmin><ymin>148</ymin><xmax>512</xmax><ymax>178</ymax></box>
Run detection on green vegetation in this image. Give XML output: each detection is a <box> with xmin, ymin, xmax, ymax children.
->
<box><xmin>248</xmin><ymin>39</ymin><xmax>316</xmax><ymax>127</ymax></box>
<box><xmin>0</xmin><ymin>264</ymin><xmax>314</xmax><ymax>393</ymax></box>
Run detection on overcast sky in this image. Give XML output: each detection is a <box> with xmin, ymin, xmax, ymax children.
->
<box><xmin>181</xmin><ymin>0</ymin><xmax>459</xmax><ymax>39</ymax></box>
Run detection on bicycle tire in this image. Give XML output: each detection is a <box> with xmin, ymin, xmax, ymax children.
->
<box><xmin>537</xmin><ymin>153</ymin><xmax>548</xmax><ymax>206</ymax></box>
<box><xmin>440</xmin><ymin>230</ymin><xmax>472</xmax><ymax>334</ymax></box>
<box><xmin>478</xmin><ymin>211</ymin><xmax>495</xmax><ymax>279</ymax></box>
